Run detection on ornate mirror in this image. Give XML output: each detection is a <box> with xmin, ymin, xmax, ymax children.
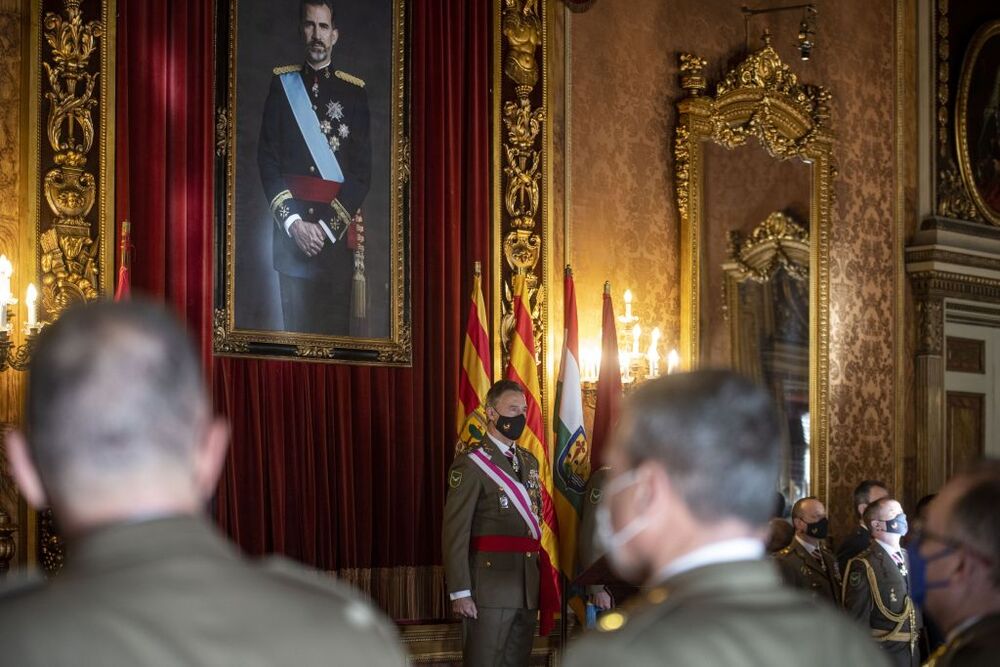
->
<box><xmin>674</xmin><ymin>35</ymin><xmax>835</xmax><ymax>504</ymax></box>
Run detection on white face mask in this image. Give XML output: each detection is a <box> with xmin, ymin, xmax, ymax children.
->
<box><xmin>596</xmin><ymin>469</ymin><xmax>652</xmax><ymax>574</ymax></box>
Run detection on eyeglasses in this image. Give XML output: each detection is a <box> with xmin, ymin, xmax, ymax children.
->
<box><xmin>909</xmin><ymin>521</ymin><xmax>995</xmax><ymax>566</ymax></box>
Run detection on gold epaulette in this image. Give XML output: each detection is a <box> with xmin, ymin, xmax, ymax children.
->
<box><xmin>273</xmin><ymin>64</ymin><xmax>301</xmax><ymax>75</ymax></box>
<box><xmin>336</xmin><ymin>70</ymin><xmax>366</xmax><ymax>88</ymax></box>
<box><xmin>775</xmin><ymin>545</ymin><xmax>794</xmax><ymax>557</ymax></box>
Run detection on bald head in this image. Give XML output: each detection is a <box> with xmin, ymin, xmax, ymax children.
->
<box><xmin>6</xmin><ymin>301</ymin><xmax>229</xmax><ymax>532</ymax></box>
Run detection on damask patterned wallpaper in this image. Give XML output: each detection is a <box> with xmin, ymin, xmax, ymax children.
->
<box><xmin>561</xmin><ymin>0</ymin><xmax>899</xmax><ymax>537</ymax></box>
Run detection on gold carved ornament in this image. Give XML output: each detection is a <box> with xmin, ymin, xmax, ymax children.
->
<box><xmin>673</xmin><ymin>33</ymin><xmax>835</xmax><ymax>505</ymax></box>
<box><xmin>40</xmin><ymin>0</ymin><xmax>105</xmax><ymax>318</ymax></box>
<box><xmin>498</xmin><ymin>0</ymin><xmax>544</xmax><ymax>368</ymax></box>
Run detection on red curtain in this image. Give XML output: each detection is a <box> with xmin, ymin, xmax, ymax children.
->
<box><xmin>118</xmin><ymin>0</ymin><xmax>491</xmax><ymax>571</ymax></box>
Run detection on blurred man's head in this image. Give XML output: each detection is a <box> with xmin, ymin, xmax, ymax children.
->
<box><xmin>5</xmin><ymin>301</ymin><xmax>229</xmax><ymax>535</ymax></box>
<box><xmin>597</xmin><ymin>370</ymin><xmax>780</xmax><ymax>583</ymax></box>
<box><xmin>864</xmin><ymin>497</ymin><xmax>906</xmax><ymax>547</ymax></box>
<box><xmin>853</xmin><ymin>479</ymin><xmax>889</xmax><ymax>522</ymax></box>
<box><xmin>766</xmin><ymin>518</ymin><xmax>795</xmax><ymax>553</ymax></box>
<box><xmin>791</xmin><ymin>497</ymin><xmax>829</xmax><ymax>544</ymax></box>
<box><xmin>916</xmin><ymin>466</ymin><xmax>1000</xmax><ymax>634</ymax></box>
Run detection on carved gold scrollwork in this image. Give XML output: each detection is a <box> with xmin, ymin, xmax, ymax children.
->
<box><xmin>726</xmin><ymin>212</ymin><xmax>809</xmax><ymax>284</ymax></box>
<box><xmin>215</xmin><ymin>106</ymin><xmax>229</xmax><ymax>157</ymax></box>
<box><xmin>498</xmin><ymin>0</ymin><xmax>545</xmax><ymax>367</ymax></box>
<box><xmin>40</xmin><ymin>0</ymin><xmax>105</xmax><ymax>318</ymax></box>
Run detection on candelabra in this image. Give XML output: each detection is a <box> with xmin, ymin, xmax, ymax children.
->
<box><xmin>0</xmin><ymin>256</ymin><xmax>43</xmax><ymax>372</ymax></box>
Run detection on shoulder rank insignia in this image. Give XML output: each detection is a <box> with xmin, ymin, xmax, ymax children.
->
<box><xmin>273</xmin><ymin>64</ymin><xmax>302</xmax><ymax>75</ymax></box>
<box><xmin>335</xmin><ymin>70</ymin><xmax>365</xmax><ymax>88</ymax></box>
<box><xmin>449</xmin><ymin>470</ymin><xmax>463</xmax><ymax>489</ymax></box>
<box><xmin>597</xmin><ymin>610</ymin><xmax>627</xmax><ymax>633</ymax></box>
<box><xmin>589</xmin><ymin>487</ymin><xmax>602</xmax><ymax>505</ymax></box>
<box><xmin>849</xmin><ymin>570</ymin><xmax>863</xmax><ymax>588</ymax></box>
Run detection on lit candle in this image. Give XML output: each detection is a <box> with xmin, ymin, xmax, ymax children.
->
<box><xmin>667</xmin><ymin>349</ymin><xmax>680</xmax><ymax>375</ymax></box>
<box><xmin>632</xmin><ymin>323</ymin><xmax>642</xmax><ymax>356</ymax></box>
<box><xmin>0</xmin><ymin>254</ymin><xmax>11</xmax><ymax>306</ymax></box>
<box><xmin>26</xmin><ymin>283</ymin><xmax>37</xmax><ymax>329</ymax></box>
<box><xmin>619</xmin><ymin>351</ymin><xmax>632</xmax><ymax>383</ymax></box>
<box><xmin>647</xmin><ymin>327</ymin><xmax>662</xmax><ymax>378</ymax></box>
<box><xmin>623</xmin><ymin>289</ymin><xmax>633</xmax><ymax>320</ymax></box>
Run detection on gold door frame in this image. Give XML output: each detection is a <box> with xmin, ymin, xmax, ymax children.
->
<box><xmin>673</xmin><ymin>36</ymin><xmax>835</xmax><ymax>504</ymax></box>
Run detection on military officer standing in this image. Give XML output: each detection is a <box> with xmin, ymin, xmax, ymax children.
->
<box><xmin>258</xmin><ymin>0</ymin><xmax>371</xmax><ymax>335</ymax></box>
<box><xmin>443</xmin><ymin>380</ymin><xmax>543</xmax><ymax>666</ymax></box>
<box><xmin>843</xmin><ymin>497</ymin><xmax>921</xmax><ymax>667</ymax></box>
<box><xmin>774</xmin><ymin>496</ymin><xmax>842</xmax><ymax>605</ymax></box>
<box><xmin>838</xmin><ymin>480</ymin><xmax>890</xmax><ymax>573</ymax></box>
<box><xmin>562</xmin><ymin>371</ymin><xmax>887</xmax><ymax>667</ymax></box>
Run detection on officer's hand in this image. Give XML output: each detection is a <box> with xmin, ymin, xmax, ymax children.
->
<box><xmin>290</xmin><ymin>220</ymin><xmax>325</xmax><ymax>257</ymax></box>
<box><xmin>452</xmin><ymin>597</ymin><xmax>478</xmax><ymax>619</ymax></box>
<box><xmin>590</xmin><ymin>589</ymin><xmax>613</xmax><ymax>611</ymax></box>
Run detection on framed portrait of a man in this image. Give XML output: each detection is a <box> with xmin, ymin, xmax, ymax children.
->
<box><xmin>214</xmin><ymin>0</ymin><xmax>411</xmax><ymax>365</ymax></box>
<box><xmin>957</xmin><ymin>20</ymin><xmax>1000</xmax><ymax>226</ymax></box>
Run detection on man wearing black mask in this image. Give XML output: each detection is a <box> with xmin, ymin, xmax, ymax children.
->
<box><xmin>443</xmin><ymin>380</ymin><xmax>542</xmax><ymax>666</ymax></box>
<box><xmin>774</xmin><ymin>496</ymin><xmax>842</xmax><ymax>605</ymax></box>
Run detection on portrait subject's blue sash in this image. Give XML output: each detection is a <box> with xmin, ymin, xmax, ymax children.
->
<box><xmin>279</xmin><ymin>71</ymin><xmax>344</xmax><ymax>183</ymax></box>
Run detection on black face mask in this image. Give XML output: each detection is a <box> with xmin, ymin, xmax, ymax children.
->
<box><xmin>494</xmin><ymin>413</ymin><xmax>526</xmax><ymax>440</ymax></box>
<box><xmin>804</xmin><ymin>517</ymin><xmax>829</xmax><ymax>539</ymax></box>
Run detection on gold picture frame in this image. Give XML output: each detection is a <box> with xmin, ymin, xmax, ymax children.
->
<box><xmin>213</xmin><ymin>0</ymin><xmax>411</xmax><ymax>366</ymax></box>
<box><xmin>673</xmin><ymin>35</ymin><xmax>835</xmax><ymax>505</ymax></box>
<box><xmin>955</xmin><ymin>20</ymin><xmax>1000</xmax><ymax>226</ymax></box>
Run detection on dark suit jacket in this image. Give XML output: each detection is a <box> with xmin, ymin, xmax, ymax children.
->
<box><xmin>837</xmin><ymin>524</ymin><xmax>871</xmax><ymax>573</ymax></box>
<box><xmin>0</xmin><ymin>516</ymin><xmax>405</xmax><ymax>666</ymax></box>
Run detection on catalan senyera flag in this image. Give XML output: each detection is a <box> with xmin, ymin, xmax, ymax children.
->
<box><xmin>506</xmin><ymin>272</ymin><xmax>561</xmax><ymax>636</ymax></box>
<box><xmin>553</xmin><ymin>267</ymin><xmax>588</xmax><ymax>578</ymax></box>
<box><xmin>455</xmin><ymin>263</ymin><xmax>491</xmax><ymax>455</ymax></box>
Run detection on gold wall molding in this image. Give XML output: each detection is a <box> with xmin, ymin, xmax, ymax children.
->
<box><xmin>493</xmin><ymin>0</ymin><xmax>551</xmax><ymax>383</ymax></box>
<box><xmin>674</xmin><ymin>34</ymin><xmax>835</xmax><ymax>506</ymax></box>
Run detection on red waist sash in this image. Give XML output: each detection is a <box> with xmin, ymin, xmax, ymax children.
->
<box><xmin>470</xmin><ymin>535</ymin><xmax>540</xmax><ymax>553</ymax></box>
<box><xmin>284</xmin><ymin>174</ymin><xmax>342</xmax><ymax>204</ymax></box>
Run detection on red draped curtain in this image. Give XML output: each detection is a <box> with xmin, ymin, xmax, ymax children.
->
<box><xmin>117</xmin><ymin>0</ymin><xmax>491</xmax><ymax>585</ymax></box>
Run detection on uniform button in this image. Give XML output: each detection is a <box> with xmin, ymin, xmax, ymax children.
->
<box><xmin>309</xmin><ymin>166</ymin><xmax>316</xmax><ymax>173</ymax></box>
<box><xmin>312</xmin><ymin>104</ymin><xmax>317</xmax><ymax>110</ymax></box>
<box><xmin>485</xmin><ymin>560</ymin><xmax>492</xmax><ymax>568</ymax></box>
<box><xmin>526</xmin><ymin>553</ymin><xmax>532</xmax><ymax>559</ymax></box>
<box><xmin>308</xmin><ymin>207</ymin><xmax>315</xmax><ymax>215</ymax></box>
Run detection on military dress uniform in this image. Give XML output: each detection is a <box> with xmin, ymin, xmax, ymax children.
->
<box><xmin>562</xmin><ymin>559</ymin><xmax>889</xmax><ymax>666</ymax></box>
<box><xmin>773</xmin><ymin>537</ymin><xmax>842</xmax><ymax>605</ymax></box>
<box><xmin>443</xmin><ymin>435</ymin><xmax>543</xmax><ymax>666</ymax></box>
<box><xmin>257</xmin><ymin>60</ymin><xmax>371</xmax><ymax>335</ymax></box>
<box><xmin>843</xmin><ymin>545</ymin><xmax>921</xmax><ymax>667</ymax></box>
<box><xmin>0</xmin><ymin>516</ymin><xmax>405</xmax><ymax>666</ymax></box>
<box><xmin>837</xmin><ymin>524</ymin><xmax>872</xmax><ymax>573</ymax></box>
<box><xmin>924</xmin><ymin>613</ymin><xmax>1000</xmax><ymax>667</ymax></box>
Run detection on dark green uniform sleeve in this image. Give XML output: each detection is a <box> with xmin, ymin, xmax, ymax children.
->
<box><xmin>442</xmin><ymin>455</ymin><xmax>480</xmax><ymax>596</ymax></box>
<box><xmin>842</xmin><ymin>557</ymin><xmax>873</xmax><ymax>625</ymax></box>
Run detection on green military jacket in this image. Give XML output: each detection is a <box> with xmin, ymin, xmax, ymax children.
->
<box><xmin>562</xmin><ymin>559</ymin><xmax>889</xmax><ymax>666</ymax></box>
<box><xmin>577</xmin><ymin>466</ymin><xmax>609</xmax><ymax>596</ymax></box>
<box><xmin>773</xmin><ymin>537</ymin><xmax>842</xmax><ymax>605</ymax></box>
<box><xmin>0</xmin><ymin>516</ymin><xmax>406</xmax><ymax>666</ymax></box>
<box><xmin>443</xmin><ymin>435</ymin><xmax>542</xmax><ymax>610</ymax></box>
<box><xmin>924</xmin><ymin>613</ymin><xmax>1000</xmax><ymax>667</ymax></box>
<box><xmin>843</xmin><ymin>545</ymin><xmax>921</xmax><ymax>667</ymax></box>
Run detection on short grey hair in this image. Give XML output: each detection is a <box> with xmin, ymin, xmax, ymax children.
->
<box><xmin>24</xmin><ymin>301</ymin><xmax>207</xmax><ymax>496</ymax></box>
<box><xmin>950</xmin><ymin>462</ymin><xmax>1000</xmax><ymax>587</ymax></box>
<box><xmin>616</xmin><ymin>369</ymin><xmax>781</xmax><ymax>526</ymax></box>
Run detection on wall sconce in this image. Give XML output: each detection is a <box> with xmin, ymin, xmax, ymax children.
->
<box><xmin>0</xmin><ymin>254</ymin><xmax>45</xmax><ymax>372</ymax></box>
<box><xmin>741</xmin><ymin>3</ymin><xmax>818</xmax><ymax>61</ymax></box>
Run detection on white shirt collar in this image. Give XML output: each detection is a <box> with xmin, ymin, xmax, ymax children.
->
<box><xmin>875</xmin><ymin>538</ymin><xmax>902</xmax><ymax>558</ymax></box>
<box><xmin>795</xmin><ymin>535</ymin><xmax>819</xmax><ymax>555</ymax></box>
<box><xmin>658</xmin><ymin>538</ymin><xmax>765</xmax><ymax>582</ymax></box>
<box><xmin>487</xmin><ymin>432</ymin><xmax>514</xmax><ymax>456</ymax></box>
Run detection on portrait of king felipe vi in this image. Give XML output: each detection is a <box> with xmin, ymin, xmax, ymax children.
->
<box><xmin>258</xmin><ymin>0</ymin><xmax>372</xmax><ymax>336</ymax></box>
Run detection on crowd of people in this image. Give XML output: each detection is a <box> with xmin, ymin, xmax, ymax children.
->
<box><xmin>0</xmin><ymin>300</ymin><xmax>996</xmax><ymax>667</ymax></box>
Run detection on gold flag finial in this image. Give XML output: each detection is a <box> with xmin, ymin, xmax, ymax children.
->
<box><xmin>603</xmin><ymin>281</ymin><xmax>611</xmax><ymax>295</ymax></box>
<box><xmin>474</xmin><ymin>260</ymin><xmax>482</xmax><ymax>277</ymax></box>
<box><xmin>565</xmin><ymin>265</ymin><xmax>572</xmax><ymax>277</ymax></box>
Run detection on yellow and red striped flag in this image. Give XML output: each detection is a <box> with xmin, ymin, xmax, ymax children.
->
<box><xmin>506</xmin><ymin>271</ymin><xmax>561</xmax><ymax>636</ymax></box>
<box><xmin>455</xmin><ymin>261</ymin><xmax>491</xmax><ymax>455</ymax></box>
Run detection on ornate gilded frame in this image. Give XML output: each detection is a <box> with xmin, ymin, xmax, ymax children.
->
<box><xmin>955</xmin><ymin>20</ymin><xmax>1000</xmax><ymax>226</ymax></box>
<box><xmin>674</xmin><ymin>35</ymin><xmax>835</xmax><ymax>503</ymax></box>
<box><xmin>213</xmin><ymin>0</ymin><xmax>411</xmax><ymax>366</ymax></box>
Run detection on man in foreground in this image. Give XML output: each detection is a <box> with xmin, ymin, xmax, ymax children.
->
<box><xmin>916</xmin><ymin>464</ymin><xmax>1000</xmax><ymax>666</ymax></box>
<box><xmin>562</xmin><ymin>370</ymin><xmax>887</xmax><ymax>666</ymax></box>
<box><xmin>774</xmin><ymin>496</ymin><xmax>841</xmax><ymax>605</ymax></box>
<box><xmin>0</xmin><ymin>301</ymin><xmax>404</xmax><ymax>666</ymax></box>
<box><xmin>843</xmin><ymin>497</ymin><xmax>920</xmax><ymax>667</ymax></box>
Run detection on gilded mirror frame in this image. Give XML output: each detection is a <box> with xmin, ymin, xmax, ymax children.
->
<box><xmin>674</xmin><ymin>37</ymin><xmax>835</xmax><ymax>503</ymax></box>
